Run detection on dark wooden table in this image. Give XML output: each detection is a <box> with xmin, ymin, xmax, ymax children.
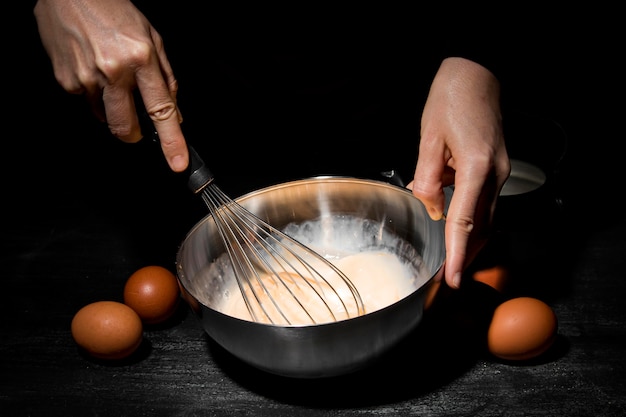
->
<box><xmin>3</xmin><ymin>9</ymin><xmax>624</xmax><ymax>416</ymax></box>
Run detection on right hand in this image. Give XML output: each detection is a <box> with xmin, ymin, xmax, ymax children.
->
<box><xmin>34</xmin><ymin>0</ymin><xmax>188</xmax><ymax>172</ymax></box>
<box><xmin>408</xmin><ymin>57</ymin><xmax>510</xmax><ymax>289</ymax></box>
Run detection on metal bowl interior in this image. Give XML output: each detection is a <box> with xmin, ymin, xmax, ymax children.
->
<box><xmin>500</xmin><ymin>159</ymin><xmax>547</xmax><ymax>197</ymax></box>
<box><xmin>176</xmin><ymin>176</ymin><xmax>446</xmax><ymax>378</ymax></box>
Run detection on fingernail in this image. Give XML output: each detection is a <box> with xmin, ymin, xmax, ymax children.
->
<box><xmin>452</xmin><ymin>272</ymin><xmax>462</xmax><ymax>289</ymax></box>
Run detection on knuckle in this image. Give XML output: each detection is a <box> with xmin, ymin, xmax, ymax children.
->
<box><xmin>61</xmin><ymin>79</ymin><xmax>84</xmax><ymax>95</ymax></box>
<box><xmin>127</xmin><ymin>40</ymin><xmax>153</xmax><ymax>66</ymax></box>
<box><xmin>56</xmin><ymin>67</ymin><xmax>93</xmax><ymax>95</ymax></box>
<box><xmin>411</xmin><ymin>180</ymin><xmax>440</xmax><ymax>202</ymax></box>
<box><xmin>96</xmin><ymin>56</ymin><xmax>122</xmax><ymax>80</ymax></box>
<box><xmin>451</xmin><ymin>215</ymin><xmax>475</xmax><ymax>235</ymax></box>
<box><xmin>97</xmin><ymin>41</ymin><xmax>153</xmax><ymax>79</ymax></box>
<box><xmin>148</xmin><ymin>102</ymin><xmax>177</xmax><ymax>123</ymax></box>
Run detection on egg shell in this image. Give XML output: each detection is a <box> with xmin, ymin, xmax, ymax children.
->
<box><xmin>71</xmin><ymin>301</ymin><xmax>143</xmax><ymax>360</ymax></box>
<box><xmin>487</xmin><ymin>296</ymin><xmax>558</xmax><ymax>361</ymax></box>
<box><xmin>472</xmin><ymin>265</ymin><xmax>509</xmax><ymax>293</ymax></box>
<box><xmin>124</xmin><ymin>265</ymin><xmax>180</xmax><ymax>324</ymax></box>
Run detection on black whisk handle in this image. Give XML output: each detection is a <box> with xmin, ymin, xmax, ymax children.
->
<box><xmin>187</xmin><ymin>145</ymin><xmax>214</xmax><ymax>194</ymax></box>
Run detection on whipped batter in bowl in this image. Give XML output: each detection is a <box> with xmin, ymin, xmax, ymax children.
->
<box><xmin>202</xmin><ymin>215</ymin><xmax>430</xmax><ymax>325</ymax></box>
<box><xmin>176</xmin><ymin>177</ymin><xmax>445</xmax><ymax>378</ymax></box>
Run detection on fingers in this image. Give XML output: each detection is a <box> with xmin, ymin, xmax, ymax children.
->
<box><xmin>410</xmin><ymin>138</ymin><xmax>448</xmax><ymax>221</ymax></box>
<box><xmin>138</xmin><ymin>33</ymin><xmax>188</xmax><ymax>172</ymax></box>
<box><xmin>102</xmin><ymin>85</ymin><xmax>143</xmax><ymax>143</ymax></box>
<box><xmin>412</xmin><ymin>139</ymin><xmax>506</xmax><ymax>289</ymax></box>
<box><xmin>441</xmin><ymin>170</ymin><xmax>485</xmax><ymax>289</ymax></box>
<box><xmin>135</xmin><ymin>70</ymin><xmax>188</xmax><ymax>173</ymax></box>
<box><xmin>101</xmin><ymin>75</ymin><xmax>188</xmax><ymax>172</ymax></box>
<box><xmin>410</xmin><ymin>131</ymin><xmax>458</xmax><ymax>220</ymax></box>
<box><xmin>412</xmin><ymin>58</ymin><xmax>509</xmax><ymax>290</ymax></box>
<box><xmin>437</xmin><ymin>159</ymin><xmax>508</xmax><ymax>290</ymax></box>
<box><xmin>147</xmin><ymin>100</ymin><xmax>188</xmax><ymax>172</ymax></box>
<box><xmin>81</xmin><ymin>81</ymin><xmax>105</xmax><ymax>124</ymax></box>
<box><xmin>34</xmin><ymin>0</ymin><xmax>188</xmax><ymax>172</ymax></box>
<box><xmin>99</xmin><ymin>42</ymin><xmax>188</xmax><ymax>172</ymax></box>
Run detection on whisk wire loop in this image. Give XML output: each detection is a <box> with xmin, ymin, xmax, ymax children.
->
<box><xmin>200</xmin><ymin>187</ymin><xmax>273</xmax><ymax>322</ymax></box>
<box><xmin>200</xmin><ymin>183</ymin><xmax>365</xmax><ymax>325</ymax></box>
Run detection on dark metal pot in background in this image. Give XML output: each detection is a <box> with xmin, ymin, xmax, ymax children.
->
<box><xmin>474</xmin><ymin>112</ymin><xmax>568</xmax><ymax>296</ymax></box>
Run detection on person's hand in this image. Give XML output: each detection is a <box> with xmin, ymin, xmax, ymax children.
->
<box><xmin>408</xmin><ymin>57</ymin><xmax>510</xmax><ymax>289</ymax></box>
<box><xmin>34</xmin><ymin>0</ymin><xmax>188</xmax><ymax>172</ymax></box>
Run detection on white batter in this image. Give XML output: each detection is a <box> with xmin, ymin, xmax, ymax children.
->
<box><xmin>206</xmin><ymin>215</ymin><xmax>427</xmax><ymax>325</ymax></box>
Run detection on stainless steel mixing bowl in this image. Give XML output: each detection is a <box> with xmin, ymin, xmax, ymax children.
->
<box><xmin>176</xmin><ymin>177</ymin><xmax>446</xmax><ymax>378</ymax></box>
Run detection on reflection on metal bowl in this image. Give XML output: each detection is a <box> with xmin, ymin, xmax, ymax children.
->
<box><xmin>176</xmin><ymin>177</ymin><xmax>446</xmax><ymax>378</ymax></box>
<box><xmin>500</xmin><ymin>159</ymin><xmax>547</xmax><ymax>197</ymax></box>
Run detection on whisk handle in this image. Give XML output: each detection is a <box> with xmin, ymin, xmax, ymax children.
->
<box><xmin>187</xmin><ymin>146</ymin><xmax>214</xmax><ymax>194</ymax></box>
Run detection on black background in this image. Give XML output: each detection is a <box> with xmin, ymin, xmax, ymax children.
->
<box><xmin>2</xmin><ymin>4</ymin><xmax>624</xmax><ymax>416</ymax></box>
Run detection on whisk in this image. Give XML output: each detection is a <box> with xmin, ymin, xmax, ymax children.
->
<box><xmin>186</xmin><ymin>146</ymin><xmax>365</xmax><ymax>325</ymax></box>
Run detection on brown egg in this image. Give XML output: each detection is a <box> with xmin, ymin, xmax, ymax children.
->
<box><xmin>487</xmin><ymin>296</ymin><xmax>558</xmax><ymax>361</ymax></box>
<box><xmin>71</xmin><ymin>301</ymin><xmax>143</xmax><ymax>360</ymax></box>
<box><xmin>123</xmin><ymin>265</ymin><xmax>180</xmax><ymax>324</ymax></box>
<box><xmin>472</xmin><ymin>265</ymin><xmax>509</xmax><ymax>293</ymax></box>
